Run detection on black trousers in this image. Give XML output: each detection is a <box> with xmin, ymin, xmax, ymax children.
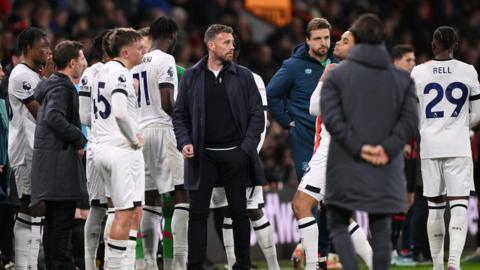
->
<box><xmin>411</xmin><ymin>186</ymin><xmax>430</xmax><ymax>259</ymax></box>
<box><xmin>43</xmin><ymin>200</ymin><xmax>76</xmax><ymax>270</ymax></box>
<box><xmin>328</xmin><ymin>205</ymin><xmax>391</xmax><ymax>270</ymax></box>
<box><xmin>188</xmin><ymin>148</ymin><xmax>250</xmax><ymax>270</ymax></box>
<box><xmin>0</xmin><ymin>203</ymin><xmax>16</xmax><ymax>262</ymax></box>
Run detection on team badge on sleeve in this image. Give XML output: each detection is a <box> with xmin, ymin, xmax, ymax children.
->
<box><xmin>22</xmin><ymin>81</ymin><xmax>31</xmax><ymax>91</ymax></box>
<box><xmin>118</xmin><ymin>74</ymin><xmax>127</xmax><ymax>83</ymax></box>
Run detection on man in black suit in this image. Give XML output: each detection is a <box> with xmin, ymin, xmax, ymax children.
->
<box><xmin>173</xmin><ymin>24</ymin><xmax>265</xmax><ymax>270</ymax></box>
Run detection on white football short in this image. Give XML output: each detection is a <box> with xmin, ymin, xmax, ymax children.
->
<box><xmin>422</xmin><ymin>157</ymin><xmax>473</xmax><ymax>197</ymax></box>
<box><xmin>95</xmin><ymin>146</ymin><xmax>145</xmax><ymax>210</ymax></box>
<box><xmin>210</xmin><ymin>186</ymin><xmax>264</xmax><ymax>209</ymax></box>
<box><xmin>297</xmin><ymin>128</ymin><xmax>330</xmax><ymax>202</ymax></box>
<box><xmin>13</xmin><ymin>159</ymin><xmax>32</xmax><ymax>198</ymax></box>
<box><xmin>86</xmin><ymin>143</ymin><xmax>107</xmax><ymax>205</ymax></box>
<box><xmin>142</xmin><ymin>125</ymin><xmax>184</xmax><ymax>194</ymax></box>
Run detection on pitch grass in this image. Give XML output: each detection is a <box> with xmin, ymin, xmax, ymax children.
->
<box><xmin>216</xmin><ymin>260</ymin><xmax>480</xmax><ymax>269</ymax></box>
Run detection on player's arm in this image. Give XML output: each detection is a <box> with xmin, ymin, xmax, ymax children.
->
<box><xmin>309</xmin><ymin>80</ymin><xmax>323</xmax><ymax>116</ymax></box>
<box><xmin>78</xmin><ymin>73</ymin><xmax>91</xmax><ymax>127</ymax></box>
<box><xmin>24</xmin><ymin>98</ymin><xmax>39</xmax><ymax>119</ymax></box>
<box><xmin>111</xmin><ymin>87</ymin><xmax>140</xmax><ymax>148</ymax></box>
<box><xmin>469</xmin><ymin>68</ymin><xmax>480</xmax><ymax>128</ymax></box>
<box><xmin>44</xmin><ymin>86</ymin><xmax>87</xmax><ymax>148</ymax></box>
<box><xmin>266</xmin><ymin>61</ymin><xmax>294</xmax><ymax>129</ymax></box>
<box><xmin>158</xmin><ymin>56</ymin><xmax>177</xmax><ymax>116</ymax></box>
<box><xmin>12</xmin><ymin>76</ymin><xmax>39</xmax><ymax>119</ymax></box>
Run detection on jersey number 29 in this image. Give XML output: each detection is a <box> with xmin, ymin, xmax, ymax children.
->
<box><xmin>424</xmin><ymin>81</ymin><xmax>468</xmax><ymax>118</ymax></box>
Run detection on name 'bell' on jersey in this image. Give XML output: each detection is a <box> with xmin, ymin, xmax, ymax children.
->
<box><xmin>412</xmin><ymin>59</ymin><xmax>480</xmax><ymax>159</ymax></box>
<box><xmin>131</xmin><ymin>49</ymin><xmax>178</xmax><ymax>129</ymax></box>
<box><xmin>94</xmin><ymin>60</ymin><xmax>139</xmax><ymax>149</ymax></box>
<box><xmin>8</xmin><ymin>63</ymin><xmax>41</xmax><ymax>166</ymax></box>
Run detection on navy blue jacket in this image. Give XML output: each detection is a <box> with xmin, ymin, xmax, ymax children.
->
<box><xmin>267</xmin><ymin>43</ymin><xmax>338</xmax><ymax>131</ymax></box>
<box><xmin>173</xmin><ymin>57</ymin><xmax>266</xmax><ymax>190</ymax></box>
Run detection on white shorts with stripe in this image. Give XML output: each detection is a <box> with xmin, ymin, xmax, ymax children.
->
<box><xmin>95</xmin><ymin>146</ymin><xmax>145</xmax><ymax>210</ymax></box>
<box><xmin>210</xmin><ymin>186</ymin><xmax>264</xmax><ymax>209</ymax></box>
<box><xmin>297</xmin><ymin>127</ymin><xmax>330</xmax><ymax>202</ymax></box>
<box><xmin>142</xmin><ymin>125</ymin><xmax>184</xmax><ymax>194</ymax></box>
<box><xmin>13</xmin><ymin>159</ymin><xmax>32</xmax><ymax>199</ymax></box>
<box><xmin>422</xmin><ymin>157</ymin><xmax>474</xmax><ymax>197</ymax></box>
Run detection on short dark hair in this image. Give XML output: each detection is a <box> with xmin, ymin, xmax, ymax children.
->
<box><xmin>109</xmin><ymin>28</ymin><xmax>142</xmax><ymax>58</ymax></box>
<box><xmin>90</xmin><ymin>30</ymin><xmax>111</xmax><ymax>61</ymax></box>
<box><xmin>102</xmin><ymin>29</ymin><xmax>115</xmax><ymax>58</ymax></box>
<box><xmin>391</xmin><ymin>44</ymin><xmax>414</xmax><ymax>61</ymax></box>
<box><xmin>203</xmin><ymin>24</ymin><xmax>233</xmax><ymax>43</ymax></box>
<box><xmin>17</xmin><ymin>27</ymin><xmax>47</xmax><ymax>55</ymax></box>
<box><xmin>350</xmin><ymin>13</ymin><xmax>384</xmax><ymax>45</ymax></box>
<box><xmin>306</xmin><ymin>18</ymin><xmax>331</xmax><ymax>38</ymax></box>
<box><xmin>53</xmin><ymin>40</ymin><xmax>83</xmax><ymax>70</ymax></box>
<box><xmin>433</xmin><ymin>26</ymin><xmax>458</xmax><ymax>50</ymax></box>
<box><xmin>150</xmin><ymin>16</ymin><xmax>178</xmax><ymax>40</ymax></box>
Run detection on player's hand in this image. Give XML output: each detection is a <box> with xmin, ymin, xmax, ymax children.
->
<box><xmin>40</xmin><ymin>54</ymin><xmax>55</xmax><ymax>78</ymax></box>
<box><xmin>0</xmin><ymin>165</ymin><xmax>4</xmax><ymax>173</ymax></box>
<box><xmin>320</xmin><ymin>63</ymin><xmax>337</xmax><ymax>82</ymax></box>
<box><xmin>132</xmin><ymin>133</ymin><xmax>144</xmax><ymax>149</ymax></box>
<box><xmin>182</xmin><ymin>144</ymin><xmax>194</xmax><ymax>159</ymax></box>
<box><xmin>77</xmin><ymin>148</ymin><xmax>85</xmax><ymax>157</ymax></box>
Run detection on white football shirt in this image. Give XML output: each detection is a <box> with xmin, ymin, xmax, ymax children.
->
<box><xmin>79</xmin><ymin>62</ymin><xmax>104</xmax><ymax>143</ymax></box>
<box><xmin>8</xmin><ymin>63</ymin><xmax>41</xmax><ymax>165</ymax></box>
<box><xmin>132</xmin><ymin>49</ymin><xmax>177</xmax><ymax>129</ymax></box>
<box><xmin>412</xmin><ymin>59</ymin><xmax>480</xmax><ymax>158</ymax></box>
<box><xmin>253</xmin><ymin>72</ymin><xmax>268</xmax><ymax>152</ymax></box>
<box><xmin>94</xmin><ymin>60</ymin><xmax>139</xmax><ymax>149</ymax></box>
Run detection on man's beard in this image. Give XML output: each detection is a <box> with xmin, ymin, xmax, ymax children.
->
<box><xmin>215</xmin><ymin>52</ymin><xmax>233</xmax><ymax>63</ymax></box>
<box><xmin>312</xmin><ymin>47</ymin><xmax>328</xmax><ymax>58</ymax></box>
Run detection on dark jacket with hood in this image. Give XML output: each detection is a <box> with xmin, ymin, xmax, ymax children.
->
<box><xmin>320</xmin><ymin>44</ymin><xmax>418</xmax><ymax>214</ymax></box>
<box><xmin>267</xmin><ymin>43</ymin><xmax>338</xmax><ymax>130</ymax></box>
<box><xmin>173</xmin><ymin>57</ymin><xmax>266</xmax><ymax>190</ymax></box>
<box><xmin>31</xmin><ymin>72</ymin><xmax>87</xmax><ymax>206</ymax></box>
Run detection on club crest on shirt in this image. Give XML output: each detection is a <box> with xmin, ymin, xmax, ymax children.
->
<box><xmin>118</xmin><ymin>74</ymin><xmax>127</xmax><ymax>83</ymax></box>
<box><xmin>305</xmin><ymin>68</ymin><xmax>312</xmax><ymax>74</ymax></box>
<box><xmin>22</xmin><ymin>81</ymin><xmax>31</xmax><ymax>91</ymax></box>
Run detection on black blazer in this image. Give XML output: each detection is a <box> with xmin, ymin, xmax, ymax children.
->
<box><xmin>173</xmin><ymin>56</ymin><xmax>266</xmax><ymax>190</ymax></box>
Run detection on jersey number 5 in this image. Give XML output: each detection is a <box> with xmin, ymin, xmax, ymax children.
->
<box><xmin>424</xmin><ymin>82</ymin><xmax>468</xmax><ymax>119</ymax></box>
<box><xmin>93</xmin><ymin>81</ymin><xmax>111</xmax><ymax>119</ymax></box>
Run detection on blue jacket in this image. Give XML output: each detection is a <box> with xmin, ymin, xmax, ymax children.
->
<box><xmin>267</xmin><ymin>43</ymin><xmax>338</xmax><ymax>131</ymax></box>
